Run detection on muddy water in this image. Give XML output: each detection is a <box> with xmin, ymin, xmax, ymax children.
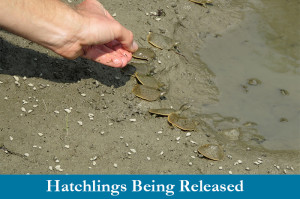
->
<box><xmin>198</xmin><ymin>0</ymin><xmax>300</xmax><ymax>150</ymax></box>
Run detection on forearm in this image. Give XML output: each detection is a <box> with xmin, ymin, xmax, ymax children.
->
<box><xmin>0</xmin><ymin>0</ymin><xmax>83</xmax><ymax>55</ymax></box>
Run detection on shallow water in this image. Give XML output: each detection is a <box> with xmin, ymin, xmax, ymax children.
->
<box><xmin>198</xmin><ymin>0</ymin><xmax>300</xmax><ymax>150</ymax></box>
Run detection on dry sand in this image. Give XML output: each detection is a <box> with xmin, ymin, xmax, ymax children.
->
<box><xmin>0</xmin><ymin>0</ymin><xmax>299</xmax><ymax>174</ymax></box>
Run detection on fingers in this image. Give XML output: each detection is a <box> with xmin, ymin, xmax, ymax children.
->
<box><xmin>82</xmin><ymin>44</ymin><xmax>132</xmax><ymax>68</ymax></box>
<box><xmin>111</xmin><ymin>21</ymin><xmax>138</xmax><ymax>53</ymax></box>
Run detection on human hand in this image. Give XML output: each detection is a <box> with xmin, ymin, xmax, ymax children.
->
<box><xmin>76</xmin><ymin>0</ymin><xmax>138</xmax><ymax>68</ymax></box>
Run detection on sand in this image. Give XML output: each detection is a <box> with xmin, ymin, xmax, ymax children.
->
<box><xmin>0</xmin><ymin>0</ymin><xmax>299</xmax><ymax>174</ymax></box>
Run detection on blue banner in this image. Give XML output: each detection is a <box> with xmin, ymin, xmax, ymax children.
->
<box><xmin>0</xmin><ymin>175</ymin><xmax>298</xmax><ymax>198</ymax></box>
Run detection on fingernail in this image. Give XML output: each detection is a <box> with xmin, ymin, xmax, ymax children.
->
<box><xmin>132</xmin><ymin>41</ymin><xmax>138</xmax><ymax>52</ymax></box>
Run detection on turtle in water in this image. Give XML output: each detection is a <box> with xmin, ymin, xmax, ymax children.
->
<box><xmin>147</xmin><ymin>32</ymin><xmax>179</xmax><ymax>50</ymax></box>
<box><xmin>189</xmin><ymin>0</ymin><xmax>213</xmax><ymax>8</ymax></box>
<box><xmin>197</xmin><ymin>144</ymin><xmax>224</xmax><ymax>161</ymax></box>
<box><xmin>132</xmin><ymin>84</ymin><xmax>161</xmax><ymax>101</ymax></box>
<box><xmin>132</xmin><ymin>47</ymin><xmax>156</xmax><ymax>60</ymax></box>
<box><xmin>134</xmin><ymin>72</ymin><xmax>165</xmax><ymax>90</ymax></box>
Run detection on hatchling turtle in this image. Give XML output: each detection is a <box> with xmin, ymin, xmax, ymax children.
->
<box><xmin>197</xmin><ymin>144</ymin><xmax>224</xmax><ymax>161</ymax></box>
<box><xmin>149</xmin><ymin>108</ymin><xmax>176</xmax><ymax>116</ymax></box>
<box><xmin>122</xmin><ymin>63</ymin><xmax>155</xmax><ymax>76</ymax></box>
<box><xmin>132</xmin><ymin>84</ymin><xmax>161</xmax><ymax>101</ymax></box>
<box><xmin>132</xmin><ymin>47</ymin><xmax>156</xmax><ymax>60</ymax></box>
<box><xmin>147</xmin><ymin>32</ymin><xmax>179</xmax><ymax>50</ymax></box>
<box><xmin>149</xmin><ymin>103</ymin><xmax>191</xmax><ymax>116</ymax></box>
<box><xmin>134</xmin><ymin>72</ymin><xmax>165</xmax><ymax>89</ymax></box>
<box><xmin>189</xmin><ymin>0</ymin><xmax>213</xmax><ymax>7</ymax></box>
<box><xmin>168</xmin><ymin>112</ymin><xmax>197</xmax><ymax>131</ymax></box>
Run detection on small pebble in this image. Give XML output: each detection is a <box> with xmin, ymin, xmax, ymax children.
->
<box><xmin>229</xmin><ymin>171</ymin><xmax>233</xmax><ymax>174</ymax></box>
<box><xmin>113</xmin><ymin>163</ymin><xmax>118</xmax><ymax>168</ymax></box>
<box><xmin>0</xmin><ymin>81</ymin><xmax>3</xmax><ymax>84</ymax></box>
<box><xmin>290</xmin><ymin>167</ymin><xmax>294</xmax><ymax>171</ymax></box>
<box><xmin>157</xmin><ymin>131</ymin><xmax>163</xmax><ymax>134</ymax></box>
<box><xmin>9</xmin><ymin>136</ymin><xmax>13</xmax><ymax>141</ymax></box>
<box><xmin>130</xmin><ymin>149</ymin><xmax>136</xmax><ymax>153</ymax></box>
<box><xmin>38</xmin><ymin>133</ymin><xmax>43</xmax><ymax>136</ymax></box>
<box><xmin>13</xmin><ymin>76</ymin><xmax>20</xmax><ymax>81</ymax></box>
<box><xmin>92</xmin><ymin>161</ymin><xmax>96</xmax><ymax>166</ymax></box>
<box><xmin>176</xmin><ymin>136</ymin><xmax>180</xmax><ymax>141</ymax></box>
<box><xmin>128</xmin><ymin>152</ymin><xmax>132</xmax><ymax>155</ymax></box>
<box><xmin>4</xmin><ymin>97</ymin><xmax>8</xmax><ymax>100</ymax></box>
<box><xmin>156</xmin><ymin>138</ymin><xmax>160</xmax><ymax>141</ymax></box>
<box><xmin>33</xmin><ymin>87</ymin><xmax>37</xmax><ymax>91</ymax></box>
<box><xmin>28</xmin><ymin>83</ymin><xmax>34</xmax><ymax>87</ymax></box>
<box><xmin>24</xmin><ymin>153</ymin><xmax>29</xmax><ymax>157</ymax></box>
<box><xmin>27</xmin><ymin>110</ymin><xmax>33</xmax><ymax>113</ymax></box>
<box><xmin>33</xmin><ymin>105</ymin><xmax>38</xmax><ymax>108</ymax></box>
<box><xmin>100</xmin><ymin>131</ymin><xmax>105</xmax><ymax>135</ymax></box>
<box><xmin>191</xmin><ymin>156</ymin><xmax>196</xmax><ymax>159</ymax></box>
<box><xmin>49</xmin><ymin>166</ymin><xmax>53</xmax><ymax>171</ymax></box>
<box><xmin>21</xmin><ymin>107</ymin><xmax>26</xmax><ymax>112</ymax></box>
<box><xmin>190</xmin><ymin>140</ymin><xmax>197</xmax><ymax>144</ymax></box>
<box><xmin>147</xmin><ymin>157</ymin><xmax>151</xmax><ymax>160</ymax></box>
<box><xmin>64</xmin><ymin>145</ymin><xmax>70</xmax><ymax>149</ymax></box>
<box><xmin>188</xmin><ymin>162</ymin><xmax>193</xmax><ymax>166</ymax></box>
<box><xmin>54</xmin><ymin>110</ymin><xmax>59</xmax><ymax>114</ymax></box>
<box><xmin>112</xmin><ymin>13</ymin><xmax>117</xmax><ymax>17</ymax></box>
<box><xmin>81</xmin><ymin>93</ymin><xmax>86</xmax><ymax>97</ymax></box>
<box><xmin>55</xmin><ymin>165</ymin><xmax>63</xmax><ymax>172</ymax></box>
<box><xmin>159</xmin><ymin>151</ymin><xmax>164</xmax><ymax>155</ymax></box>
<box><xmin>283</xmin><ymin>169</ymin><xmax>287</xmax><ymax>174</ymax></box>
<box><xmin>129</xmin><ymin>118</ymin><xmax>136</xmax><ymax>122</ymax></box>
<box><xmin>15</xmin><ymin>81</ymin><xmax>20</xmax><ymax>86</ymax></box>
<box><xmin>245</xmin><ymin>167</ymin><xmax>250</xmax><ymax>171</ymax></box>
<box><xmin>125</xmin><ymin>143</ymin><xmax>129</xmax><ymax>147</ymax></box>
<box><xmin>254</xmin><ymin>161</ymin><xmax>260</xmax><ymax>165</ymax></box>
<box><xmin>90</xmin><ymin>156</ymin><xmax>97</xmax><ymax>161</ymax></box>
<box><xmin>120</xmin><ymin>136</ymin><xmax>123</xmax><ymax>139</ymax></box>
<box><xmin>77</xmin><ymin>121</ymin><xmax>83</xmax><ymax>126</ymax></box>
<box><xmin>109</xmin><ymin>122</ymin><xmax>113</xmax><ymax>126</ymax></box>
<box><xmin>219</xmin><ymin>166</ymin><xmax>223</xmax><ymax>170</ymax></box>
<box><xmin>237</xmin><ymin>160</ymin><xmax>243</xmax><ymax>164</ymax></box>
<box><xmin>186</xmin><ymin>132</ymin><xmax>191</xmax><ymax>137</ymax></box>
<box><xmin>64</xmin><ymin>109</ymin><xmax>71</xmax><ymax>114</ymax></box>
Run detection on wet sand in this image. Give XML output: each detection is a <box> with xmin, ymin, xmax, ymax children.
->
<box><xmin>0</xmin><ymin>0</ymin><xmax>299</xmax><ymax>174</ymax></box>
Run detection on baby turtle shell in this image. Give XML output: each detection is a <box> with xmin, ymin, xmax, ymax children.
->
<box><xmin>189</xmin><ymin>0</ymin><xmax>213</xmax><ymax>7</ymax></box>
<box><xmin>132</xmin><ymin>84</ymin><xmax>161</xmax><ymax>101</ymax></box>
<box><xmin>149</xmin><ymin>103</ymin><xmax>191</xmax><ymax>117</ymax></box>
<box><xmin>132</xmin><ymin>48</ymin><xmax>156</xmax><ymax>60</ymax></box>
<box><xmin>149</xmin><ymin>108</ymin><xmax>176</xmax><ymax>116</ymax></box>
<box><xmin>135</xmin><ymin>72</ymin><xmax>165</xmax><ymax>89</ymax></box>
<box><xmin>197</xmin><ymin>144</ymin><xmax>224</xmax><ymax>161</ymax></box>
<box><xmin>168</xmin><ymin>112</ymin><xmax>196</xmax><ymax>131</ymax></box>
<box><xmin>147</xmin><ymin>32</ymin><xmax>179</xmax><ymax>50</ymax></box>
<box><xmin>122</xmin><ymin>63</ymin><xmax>154</xmax><ymax>76</ymax></box>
